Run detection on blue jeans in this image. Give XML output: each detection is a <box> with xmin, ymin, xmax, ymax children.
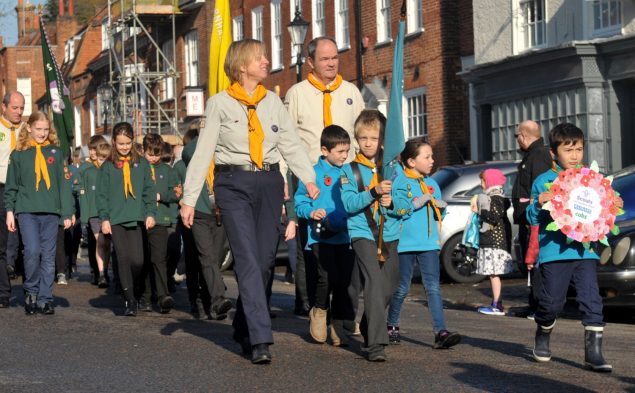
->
<box><xmin>388</xmin><ymin>251</ymin><xmax>446</xmax><ymax>334</ymax></box>
<box><xmin>18</xmin><ymin>213</ymin><xmax>59</xmax><ymax>305</ymax></box>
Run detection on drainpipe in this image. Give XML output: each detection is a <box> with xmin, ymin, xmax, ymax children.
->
<box><xmin>354</xmin><ymin>0</ymin><xmax>363</xmax><ymax>89</ymax></box>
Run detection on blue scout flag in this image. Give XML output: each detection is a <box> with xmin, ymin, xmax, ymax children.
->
<box><xmin>381</xmin><ymin>3</ymin><xmax>406</xmax><ymax>181</ymax></box>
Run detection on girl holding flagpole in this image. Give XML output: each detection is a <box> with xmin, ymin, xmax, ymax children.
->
<box><xmin>97</xmin><ymin>122</ymin><xmax>156</xmax><ymax>316</ymax></box>
<box><xmin>181</xmin><ymin>39</ymin><xmax>318</xmax><ymax>364</ymax></box>
<box><xmin>4</xmin><ymin>111</ymin><xmax>74</xmax><ymax>315</ymax></box>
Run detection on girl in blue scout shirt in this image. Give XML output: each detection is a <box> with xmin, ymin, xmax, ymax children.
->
<box><xmin>387</xmin><ymin>138</ymin><xmax>461</xmax><ymax>349</ymax></box>
<box><xmin>98</xmin><ymin>122</ymin><xmax>156</xmax><ymax>316</ymax></box>
<box><xmin>4</xmin><ymin>111</ymin><xmax>74</xmax><ymax>315</ymax></box>
<box><xmin>340</xmin><ymin>109</ymin><xmax>400</xmax><ymax>362</ymax></box>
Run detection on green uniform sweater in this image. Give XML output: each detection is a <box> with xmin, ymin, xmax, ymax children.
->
<box><xmin>79</xmin><ymin>164</ymin><xmax>100</xmax><ymax>223</ymax></box>
<box><xmin>97</xmin><ymin>156</ymin><xmax>156</xmax><ymax>227</ymax></box>
<box><xmin>182</xmin><ymin>138</ymin><xmax>213</xmax><ymax>215</ymax></box>
<box><xmin>151</xmin><ymin>162</ymin><xmax>179</xmax><ymax>226</ymax></box>
<box><xmin>4</xmin><ymin>145</ymin><xmax>74</xmax><ymax>218</ymax></box>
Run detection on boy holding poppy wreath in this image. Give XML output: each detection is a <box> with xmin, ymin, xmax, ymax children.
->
<box><xmin>294</xmin><ymin>124</ymin><xmax>354</xmax><ymax>347</ymax></box>
<box><xmin>527</xmin><ymin>123</ymin><xmax>622</xmax><ymax>372</ymax></box>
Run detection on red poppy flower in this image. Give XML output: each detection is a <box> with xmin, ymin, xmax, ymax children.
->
<box><xmin>47</xmin><ymin>156</ymin><xmax>55</xmax><ymax>164</ymax></box>
<box><xmin>116</xmin><ymin>161</ymin><xmax>124</xmax><ymax>169</ymax></box>
<box><xmin>562</xmin><ymin>225</ymin><xmax>572</xmax><ymax>235</ymax></box>
<box><xmin>324</xmin><ymin>176</ymin><xmax>332</xmax><ymax>186</ymax></box>
<box><xmin>65</xmin><ymin>173</ymin><xmax>71</xmax><ymax>180</ymax></box>
<box><xmin>580</xmin><ymin>176</ymin><xmax>590</xmax><ymax>186</ymax></box>
<box><xmin>428</xmin><ymin>186</ymin><xmax>435</xmax><ymax>194</ymax></box>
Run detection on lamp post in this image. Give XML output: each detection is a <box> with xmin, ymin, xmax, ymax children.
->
<box><xmin>98</xmin><ymin>84</ymin><xmax>112</xmax><ymax>135</ymax></box>
<box><xmin>287</xmin><ymin>2</ymin><xmax>309</xmax><ymax>83</ymax></box>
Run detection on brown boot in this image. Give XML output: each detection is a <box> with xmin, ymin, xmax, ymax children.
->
<box><xmin>309</xmin><ymin>307</ymin><xmax>328</xmax><ymax>343</ymax></box>
<box><xmin>330</xmin><ymin>319</ymin><xmax>349</xmax><ymax>347</ymax></box>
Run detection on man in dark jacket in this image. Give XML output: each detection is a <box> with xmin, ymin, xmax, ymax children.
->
<box><xmin>511</xmin><ymin>120</ymin><xmax>552</xmax><ymax>317</ymax></box>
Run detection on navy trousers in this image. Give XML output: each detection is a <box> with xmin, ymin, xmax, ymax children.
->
<box><xmin>535</xmin><ymin>259</ymin><xmax>604</xmax><ymax>327</ymax></box>
<box><xmin>215</xmin><ymin>169</ymin><xmax>284</xmax><ymax>346</ymax></box>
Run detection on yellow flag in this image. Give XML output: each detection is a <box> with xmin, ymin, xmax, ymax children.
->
<box><xmin>209</xmin><ymin>0</ymin><xmax>231</xmax><ymax>95</ymax></box>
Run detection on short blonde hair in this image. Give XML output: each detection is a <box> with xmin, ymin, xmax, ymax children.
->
<box><xmin>95</xmin><ymin>142</ymin><xmax>111</xmax><ymax>158</ymax></box>
<box><xmin>224</xmin><ymin>39</ymin><xmax>267</xmax><ymax>84</ymax></box>
<box><xmin>354</xmin><ymin>109</ymin><xmax>386</xmax><ymax>140</ymax></box>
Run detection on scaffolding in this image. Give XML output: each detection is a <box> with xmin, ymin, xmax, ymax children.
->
<box><xmin>106</xmin><ymin>0</ymin><xmax>180</xmax><ymax>138</ymax></box>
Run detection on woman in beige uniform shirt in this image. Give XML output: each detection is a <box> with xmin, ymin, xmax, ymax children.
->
<box><xmin>181</xmin><ymin>39</ymin><xmax>319</xmax><ymax>364</ymax></box>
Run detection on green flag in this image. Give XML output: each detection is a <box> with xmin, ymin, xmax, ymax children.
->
<box><xmin>40</xmin><ymin>19</ymin><xmax>74</xmax><ymax>158</ymax></box>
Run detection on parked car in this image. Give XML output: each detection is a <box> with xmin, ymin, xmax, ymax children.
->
<box><xmin>596</xmin><ymin>165</ymin><xmax>635</xmax><ymax>308</ymax></box>
<box><xmin>431</xmin><ymin>161</ymin><xmax>521</xmax><ymax>283</ymax></box>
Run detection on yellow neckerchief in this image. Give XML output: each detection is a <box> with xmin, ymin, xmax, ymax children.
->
<box><xmin>307</xmin><ymin>72</ymin><xmax>343</xmax><ymax>127</ymax></box>
<box><xmin>353</xmin><ymin>152</ymin><xmax>382</xmax><ymax>216</ymax></box>
<box><xmin>225</xmin><ymin>82</ymin><xmax>268</xmax><ymax>168</ymax></box>
<box><xmin>206</xmin><ymin>161</ymin><xmax>215</xmax><ymax>193</ymax></box>
<box><xmin>91</xmin><ymin>159</ymin><xmax>101</xmax><ymax>169</ymax></box>
<box><xmin>119</xmin><ymin>156</ymin><xmax>136</xmax><ymax>199</ymax></box>
<box><xmin>0</xmin><ymin>116</ymin><xmax>21</xmax><ymax>150</ymax></box>
<box><xmin>404</xmin><ymin>167</ymin><xmax>443</xmax><ymax>237</ymax></box>
<box><xmin>28</xmin><ymin>140</ymin><xmax>52</xmax><ymax>191</ymax></box>
<box><xmin>150</xmin><ymin>164</ymin><xmax>156</xmax><ymax>182</ymax></box>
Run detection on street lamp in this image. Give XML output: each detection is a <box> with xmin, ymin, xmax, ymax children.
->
<box><xmin>287</xmin><ymin>2</ymin><xmax>309</xmax><ymax>83</ymax></box>
<box><xmin>98</xmin><ymin>84</ymin><xmax>112</xmax><ymax>135</ymax></box>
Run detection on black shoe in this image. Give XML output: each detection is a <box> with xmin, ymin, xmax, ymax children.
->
<box><xmin>388</xmin><ymin>325</ymin><xmax>401</xmax><ymax>345</ymax></box>
<box><xmin>159</xmin><ymin>296</ymin><xmax>175</xmax><ymax>314</ymax></box>
<box><xmin>40</xmin><ymin>302</ymin><xmax>55</xmax><ymax>315</ymax></box>
<box><xmin>434</xmin><ymin>330</ymin><xmax>461</xmax><ymax>349</ymax></box>
<box><xmin>97</xmin><ymin>275</ymin><xmax>109</xmax><ymax>289</ymax></box>
<box><xmin>137</xmin><ymin>299</ymin><xmax>153</xmax><ymax>313</ymax></box>
<box><xmin>24</xmin><ymin>294</ymin><xmax>37</xmax><ymax>315</ymax></box>
<box><xmin>233</xmin><ymin>332</ymin><xmax>252</xmax><ymax>355</ymax></box>
<box><xmin>367</xmin><ymin>345</ymin><xmax>387</xmax><ymax>362</ymax></box>
<box><xmin>294</xmin><ymin>302</ymin><xmax>310</xmax><ymax>316</ymax></box>
<box><xmin>209</xmin><ymin>298</ymin><xmax>232</xmax><ymax>320</ymax></box>
<box><xmin>251</xmin><ymin>344</ymin><xmax>272</xmax><ymax>364</ymax></box>
<box><xmin>124</xmin><ymin>301</ymin><xmax>137</xmax><ymax>316</ymax></box>
<box><xmin>284</xmin><ymin>269</ymin><xmax>294</xmax><ymax>285</ymax></box>
<box><xmin>0</xmin><ymin>298</ymin><xmax>9</xmax><ymax>308</ymax></box>
<box><xmin>191</xmin><ymin>299</ymin><xmax>207</xmax><ymax>320</ymax></box>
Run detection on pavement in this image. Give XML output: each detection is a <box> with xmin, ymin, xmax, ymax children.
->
<box><xmin>1</xmin><ymin>252</ymin><xmax>634</xmax><ymax>392</ymax></box>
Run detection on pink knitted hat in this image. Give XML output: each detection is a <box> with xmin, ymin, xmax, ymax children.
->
<box><xmin>482</xmin><ymin>168</ymin><xmax>506</xmax><ymax>189</ymax></box>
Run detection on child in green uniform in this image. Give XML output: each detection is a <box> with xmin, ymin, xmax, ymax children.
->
<box><xmin>98</xmin><ymin>122</ymin><xmax>156</xmax><ymax>316</ymax></box>
<box><xmin>4</xmin><ymin>111</ymin><xmax>74</xmax><ymax>315</ymax></box>
<box><xmin>138</xmin><ymin>133</ymin><xmax>178</xmax><ymax>313</ymax></box>
<box><xmin>80</xmin><ymin>142</ymin><xmax>111</xmax><ymax>288</ymax></box>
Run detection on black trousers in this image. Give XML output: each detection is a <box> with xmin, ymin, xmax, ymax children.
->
<box><xmin>180</xmin><ymin>219</ymin><xmax>211</xmax><ymax>307</ymax></box>
<box><xmin>352</xmin><ymin>238</ymin><xmax>399</xmax><ymax>348</ymax></box>
<box><xmin>215</xmin><ymin>169</ymin><xmax>284</xmax><ymax>346</ymax></box>
<box><xmin>85</xmin><ymin>224</ymin><xmax>99</xmax><ymax>277</ymax></box>
<box><xmin>142</xmin><ymin>225</ymin><xmax>170</xmax><ymax>301</ymax></box>
<box><xmin>0</xmin><ymin>184</ymin><xmax>10</xmax><ymax>301</ymax></box>
<box><xmin>191</xmin><ymin>211</ymin><xmax>227</xmax><ymax>306</ymax></box>
<box><xmin>110</xmin><ymin>224</ymin><xmax>144</xmax><ymax>303</ymax></box>
<box><xmin>312</xmin><ymin>243</ymin><xmax>355</xmax><ymax>321</ymax></box>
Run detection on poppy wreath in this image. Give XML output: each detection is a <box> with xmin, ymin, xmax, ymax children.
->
<box><xmin>542</xmin><ymin>161</ymin><xmax>624</xmax><ymax>249</ymax></box>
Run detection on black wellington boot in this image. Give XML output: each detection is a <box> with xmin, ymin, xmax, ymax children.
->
<box><xmin>584</xmin><ymin>327</ymin><xmax>612</xmax><ymax>372</ymax></box>
<box><xmin>532</xmin><ymin>322</ymin><xmax>555</xmax><ymax>362</ymax></box>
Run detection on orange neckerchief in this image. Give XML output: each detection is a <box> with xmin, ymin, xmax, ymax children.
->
<box><xmin>150</xmin><ymin>164</ymin><xmax>156</xmax><ymax>182</ymax></box>
<box><xmin>404</xmin><ymin>167</ymin><xmax>443</xmax><ymax>237</ymax></box>
<box><xmin>0</xmin><ymin>116</ymin><xmax>20</xmax><ymax>150</ymax></box>
<box><xmin>353</xmin><ymin>153</ymin><xmax>382</xmax><ymax>216</ymax></box>
<box><xmin>29</xmin><ymin>140</ymin><xmax>52</xmax><ymax>191</ymax></box>
<box><xmin>91</xmin><ymin>159</ymin><xmax>102</xmax><ymax>169</ymax></box>
<box><xmin>307</xmin><ymin>72</ymin><xmax>343</xmax><ymax>127</ymax></box>
<box><xmin>206</xmin><ymin>161</ymin><xmax>215</xmax><ymax>192</ymax></box>
<box><xmin>119</xmin><ymin>156</ymin><xmax>136</xmax><ymax>199</ymax></box>
<box><xmin>225</xmin><ymin>82</ymin><xmax>267</xmax><ymax>169</ymax></box>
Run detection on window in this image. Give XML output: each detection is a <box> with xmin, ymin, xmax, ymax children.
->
<box><xmin>89</xmin><ymin>99</ymin><xmax>96</xmax><ymax>137</ymax></box>
<box><xmin>312</xmin><ymin>0</ymin><xmax>325</xmax><ymax>38</ymax></box>
<box><xmin>73</xmin><ymin>105</ymin><xmax>82</xmax><ymax>148</ymax></box>
<box><xmin>593</xmin><ymin>0</ymin><xmax>621</xmax><ymax>35</ymax></box>
<box><xmin>335</xmin><ymin>0</ymin><xmax>350</xmax><ymax>49</ymax></box>
<box><xmin>377</xmin><ymin>0</ymin><xmax>391</xmax><ymax>43</ymax></box>
<box><xmin>184</xmin><ymin>30</ymin><xmax>199</xmax><ymax>87</ymax></box>
<box><xmin>290</xmin><ymin>2</ymin><xmax>303</xmax><ymax>63</ymax></box>
<box><xmin>406</xmin><ymin>0</ymin><xmax>423</xmax><ymax>34</ymax></box>
<box><xmin>518</xmin><ymin>0</ymin><xmax>546</xmax><ymax>50</ymax></box>
<box><xmin>161</xmin><ymin>40</ymin><xmax>175</xmax><ymax>101</ymax></box>
<box><xmin>270</xmin><ymin>0</ymin><xmax>283</xmax><ymax>70</ymax></box>
<box><xmin>403</xmin><ymin>88</ymin><xmax>427</xmax><ymax>139</ymax></box>
<box><xmin>251</xmin><ymin>7</ymin><xmax>264</xmax><ymax>41</ymax></box>
<box><xmin>101</xmin><ymin>18</ymin><xmax>109</xmax><ymax>50</ymax></box>
<box><xmin>232</xmin><ymin>15</ymin><xmax>244</xmax><ymax>41</ymax></box>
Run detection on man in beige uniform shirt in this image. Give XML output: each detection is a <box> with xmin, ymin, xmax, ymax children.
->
<box><xmin>284</xmin><ymin>37</ymin><xmax>364</xmax><ymax>332</ymax></box>
<box><xmin>0</xmin><ymin>91</ymin><xmax>25</xmax><ymax>308</ymax></box>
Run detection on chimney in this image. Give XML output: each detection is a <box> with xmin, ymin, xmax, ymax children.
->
<box><xmin>68</xmin><ymin>0</ymin><xmax>74</xmax><ymax>16</ymax></box>
<box><xmin>59</xmin><ymin>0</ymin><xmax>65</xmax><ymax>16</ymax></box>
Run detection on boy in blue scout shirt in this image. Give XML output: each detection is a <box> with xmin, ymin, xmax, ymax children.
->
<box><xmin>295</xmin><ymin>125</ymin><xmax>355</xmax><ymax>347</ymax></box>
<box><xmin>340</xmin><ymin>110</ymin><xmax>400</xmax><ymax>362</ymax></box>
<box><xmin>527</xmin><ymin>123</ymin><xmax>623</xmax><ymax>372</ymax></box>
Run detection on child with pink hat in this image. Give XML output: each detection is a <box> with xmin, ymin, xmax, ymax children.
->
<box><xmin>471</xmin><ymin>168</ymin><xmax>515</xmax><ymax>315</ymax></box>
